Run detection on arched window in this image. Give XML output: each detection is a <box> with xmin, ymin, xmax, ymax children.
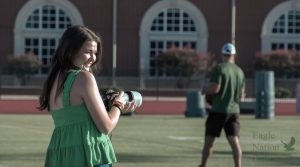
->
<box><xmin>151</xmin><ymin>8</ymin><xmax>196</xmax><ymax>32</ymax></box>
<box><xmin>270</xmin><ymin>10</ymin><xmax>300</xmax><ymax>50</ymax></box>
<box><xmin>14</xmin><ymin>0</ymin><xmax>83</xmax><ymax>74</ymax></box>
<box><xmin>25</xmin><ymin>5</ymin><xmax>71</xmax><ymax>29</ymax></box>
<box><xmin>149</xmin><ymin>8</ymin><xmax>197</xmax><ymax>76</ymax></box>
<box><xmin>261</xmin><ymin>1</ymin><xmax>300</xmax><ymax>52</ymax></box>
<box><xmin>24</xmin><ymin>5</ymin><xmax>72</xmax><ymax>74</ymax></box>
<box><xmin>140</xmin><ymin>0</ymin><xmax>208</xmax><ymax>78</ymax></box>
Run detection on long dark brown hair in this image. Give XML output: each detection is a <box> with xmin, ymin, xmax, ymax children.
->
<box><xmin>38</xmin><ymin>25</ymin><xmax>102</xmax><ymax>111</ymax></box>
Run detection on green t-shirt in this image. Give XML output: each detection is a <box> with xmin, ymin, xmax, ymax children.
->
<box><xmin>209</xmin><ymin>62</ymin><xmax>245</xmax><ymax>113</ymax></box>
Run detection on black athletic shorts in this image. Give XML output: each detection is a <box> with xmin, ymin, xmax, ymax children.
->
<box><xmin>205</xmin><ymin>112</ymin><xmax>240</xmax><ymax>137</ymax></box>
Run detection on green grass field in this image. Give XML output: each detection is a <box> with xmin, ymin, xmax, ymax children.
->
<box><xmin>0</xmin><ymin>114</ymin><xmax>299</xmax><ymax>167</ymax></box>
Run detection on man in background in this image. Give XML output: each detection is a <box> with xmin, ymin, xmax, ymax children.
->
<box><xmin>199</xmin><ymin>43</ymin><xmax>245</xmax><ymax>167</ymax></box>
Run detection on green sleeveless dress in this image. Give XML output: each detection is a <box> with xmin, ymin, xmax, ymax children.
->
<box><xmin>45</xmin><ymin>70</ymin><xmax>117</xmax><ymax>167</ymax></box>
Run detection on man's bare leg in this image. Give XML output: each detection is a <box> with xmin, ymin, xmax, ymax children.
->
<box><xmin>227</xmin><ymin>136</ymin><xmax>242</xmax><ymax>167</ymax></box>
<box><xmin>199</xmin><ymin>136</ymin><xmax>215</xmax><ymax>167</ymax></box>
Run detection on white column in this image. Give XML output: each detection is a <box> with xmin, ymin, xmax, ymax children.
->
<box><xmin>231</xmin><ymin>0</ymin><xmax>236</xmax><ymax>45</ymax></box>
<box><xmin>112</xmin><ymin>0</ymin><xmax>117</xmax><ymax>86</ymax></box>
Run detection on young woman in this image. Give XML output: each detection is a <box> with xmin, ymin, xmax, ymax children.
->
<box><xmin>39</xmin><ymin>25</ymin><xmax>136</xmax><ymax>167</ymax></box>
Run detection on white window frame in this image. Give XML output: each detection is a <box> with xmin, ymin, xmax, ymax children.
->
<box><xmin>261</xmin><ymin>0</ymin><xmax>300</xmax><ymax>52</ymax></box>
<box><xmin>14</xmin><ymin>0</ymin><xmax>83</xmax><ymax>74</ymax></box>
<box><xmin>139</xmin><ymin>0</ymin><xmax>208</xmax><ymax>79</ymax></box>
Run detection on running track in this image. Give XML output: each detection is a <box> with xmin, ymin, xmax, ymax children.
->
<box><xmin>0</xmin><ymin>95</ymin><xmax>298</xmax><ymax>116</ymax></box>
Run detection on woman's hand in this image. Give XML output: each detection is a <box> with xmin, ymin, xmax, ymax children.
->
<box><xmin>112</xmin><ymin>91</ymin><xmax>126</xmax><ymax>111</ymax></box>
<box><xmin>122</xmin><ymin>101</ymin><xmax>137</xmax><ymax>114</ymax></box>
<box><xmin>112</xmin><ymin>91</ymin><xmax>137</xmax><ymax>114</ymax></box>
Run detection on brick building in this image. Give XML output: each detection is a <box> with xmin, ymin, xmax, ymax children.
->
<box><xmin>0</xmin><ymin>0</ymin><xmax>299</xmax><ymax>90</ymax></box>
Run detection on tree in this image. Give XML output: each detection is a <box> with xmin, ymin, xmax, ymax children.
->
<box><xmin>254</xmin><ymin>50</ymin><xmax>300</xmax><ymax>78</ymax></box>
<box><xmin>156</xmin><ymin>47</ymin><xmax>216</xmax><ymax>88</ymax></box>
<box><xmin>8</xmin><ymin>52</ymin><xmax>41</xmax><ymax>85</ymax></box>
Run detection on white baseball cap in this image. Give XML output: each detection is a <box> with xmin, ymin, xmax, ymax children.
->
<box><xmin>221</xmin><ymin>43</ymin><xmax>236</xmax><ymax>55</ymax></box>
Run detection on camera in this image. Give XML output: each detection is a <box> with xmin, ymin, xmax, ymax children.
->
<box><xmin>121</xmin><ymin>91</ymin><xmax>143</xmax><ymax>107</ymax></box>
<box><xmin>100</xmin><ymin>87</ymin><xmax>142</xmax><ymax>111</ymax></box>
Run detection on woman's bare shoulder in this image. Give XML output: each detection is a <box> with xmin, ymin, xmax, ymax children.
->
<box><xmin>72</xmin><ymin>71</ymin><xmax>97</xmax><ymax>90</ymax></box>
<box><xmin>76</xmin><ymin>71</ymin><xmax>95</xmax><ymax>83</ymax></box>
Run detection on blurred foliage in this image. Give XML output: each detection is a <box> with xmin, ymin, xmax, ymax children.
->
<box><xmin>7</xmin><ymin>52</ymin><xmax>41</xmax><ymax>85</ymax></box>
<box><xmin>156</xmin><ymin>47</ymin><xmax>216</xmax><ymax>88</ymax></box>
<box><xmin>254</xmin><ymin>50</ymin><xmax>300</xmax><ymax>78</ymax></box>
<box><xmin>275</xmin><ymin>87</ymin><xmax>292</xmax><ymax>98</ymax></box>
